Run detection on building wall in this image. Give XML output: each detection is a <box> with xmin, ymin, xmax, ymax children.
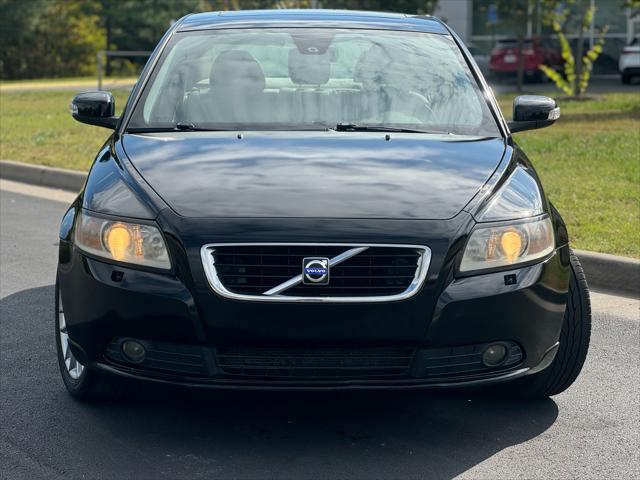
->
<box><xmin>434</xmin><ymin>0</ymin><xmax>473</xmax><ymax>41</ymax></box>
<box><xmin>437</xmin><ymin>0</ymin><xmax>636</xmax><ymax>72</ymax></box>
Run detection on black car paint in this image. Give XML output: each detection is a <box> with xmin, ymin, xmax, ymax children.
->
<box><xmin>58</xmin><ymin>134</ymin><xmax>570</xmax><ymax>385</ymax></box>
<box><xmin>58</xmin><ymin>10</ymin><xmax>571</xmax><ymax>389</ymax></box>
<box><xmin>121</xmin><ymin>132</ymin><xmax>507</xmax><ymax>219</ymax></box>
<box><xmin>71</xmin><ymin>91</ymin><xmax>119</xmax><ymax>129</ymax></box>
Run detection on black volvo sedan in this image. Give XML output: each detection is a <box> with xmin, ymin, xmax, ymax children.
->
<box><xmin>58</xmin><ymin>9</ymin><xmax>590</xmax><ymax>401</ymax></box>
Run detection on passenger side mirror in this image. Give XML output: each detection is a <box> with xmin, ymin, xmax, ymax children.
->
<box><xmin>70</xmin><ymin>91</ymin><xmax>118</xmax><ymax>129</ymax></box>
<box><xmin>508</xmin><ymin>95</ymin><xmax>560</xmax><ymax>133</ymax></box>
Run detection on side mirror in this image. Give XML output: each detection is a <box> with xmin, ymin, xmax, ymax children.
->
<box><xmin>70</xmin><ymin>91</ymin><xmax>118</xmax><ymax>129</ymax></box>
<box><xmin>508</xmin><ymin>95</ymin><xmax>560</xmax><ymax>133</ymax></box>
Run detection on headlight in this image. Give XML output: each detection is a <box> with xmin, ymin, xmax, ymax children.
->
<box><xmin>460</xmin><ymin>216</ymin><xmax>554</xmax><ymax>272</ymax></box>
<box><xmin>478</xmin><ymin>166</ymin><xmax>543</xmax><ymax>221</ymax></box>
<box><xmin>460</xmin><ymin>166</ymin><xmax>554</xmax><ymax>273</ymax></box>
<box><xmin>74</xmin><ymin>210</ymin><xmax>171</xmax><ymax>270</ymax></box>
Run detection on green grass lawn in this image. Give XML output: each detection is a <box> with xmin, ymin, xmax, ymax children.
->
<box><xmin>1</xmin><ymin>90</ymin><xmax>130</xmax><ymax>170</ymax></box>
<box><xmin>1</xmin><ymin>76</ymin><xmax>99</xmax><ymax>86</ymax></box>
<box><xmin>1</xmin><ymin>88</ymin><xmax>638</xmax><ymax>257</ymax></box>
<box><xmin>497</xmin><ymin>92</ymin><xmax>639</xmax><ymax>258</ymax></box>
<box><xmin>1</xmin><ymin>76</ymin><xmax>137</xmax><ymax>89</ymax></box>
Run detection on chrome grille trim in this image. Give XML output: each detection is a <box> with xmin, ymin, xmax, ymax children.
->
<box><xmin>200</xmin><ymin>243</ymin><xmax>431</xmax><ymax>303</ymax></box>
<box><xmin>263</xmin><ymin>246</ymin><xmax>369</xmax><ymax>296</ymax></box>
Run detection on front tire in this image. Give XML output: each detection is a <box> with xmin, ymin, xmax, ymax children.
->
<box><xmin>530</xmin><ymin>70</ymin><xmax>545</xmax><ymax>83</ymax></box>
<box><xmin>621</xmin><ymin>73</ymin><xmax>631</xmax><ymax>84</ymax></box>
<box><xmin>55</xmin><ymin>280</ymin><xmax>124</xmax><ymax>401</ymax></box>
<box><xmin>504</xmin><ymin>251</ymin><xmax>591</xmax><ymax>399</ymax></box>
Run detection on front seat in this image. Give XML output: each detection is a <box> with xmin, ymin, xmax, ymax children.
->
<box><xmin>353</xmin><ymin>44</ymin><xmax>394</xmax><ymax>122</ymax></box>
<box><xmin>184</xmin><ymin>50</ymin><xmax>267</xmax><ymax>124</ymax></box>
<box><xmin>354</xmin><ymin>44</ymin><xmax>429</xmax><ymax>124</ymax></box>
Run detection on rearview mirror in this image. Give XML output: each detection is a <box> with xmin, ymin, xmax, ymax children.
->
<box><xmin>508</xmin><ymin>95</ymin><xmax>560</xmax><ymax>133</ymax></box>
<box><xmin>70</xmin><ymin>91</ymin><xmax>118</xmax><ymax>129</ymax></box>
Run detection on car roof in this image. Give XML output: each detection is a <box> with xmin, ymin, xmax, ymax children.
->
<box><xmin>177</xmin><ymin>9</ymin><xmax>448</xmax><ymax>35</ymax></box>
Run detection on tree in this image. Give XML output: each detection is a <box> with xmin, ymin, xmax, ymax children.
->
<box><xmin>94</xmin><ymin>0</ymin><xmax>203</xmax><ymax>74</ymax></box>
<box><xmin>623</xmin><ymin>0</ymin><xmax>640</xmax><ymax>28</ymax></box>
<box><xmin>490</xmin><ymin>0</ymin><xmax>534</xmax><ymax>93</ymax></box>
<box><xmin>0</xmin><ymin>0</ymin><xmax>104</xmax><ymax>79</ymax></box>
<box><xmin>0</xmin><ymin>0</ymin><xmax>440</xmax><ymax>80</ymax></box>
<box><xmin>0</xmin><ymin>0</ymin><xmax>46</xmax><ymax>78</ymax></box>
<box><xmin>538</xmin><ymin>0</ymin><xmax>608</xmax><ymax>97</ymax></box>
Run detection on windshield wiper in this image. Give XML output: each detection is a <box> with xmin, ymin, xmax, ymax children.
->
<box><xmin>127</xmin><ymin>122</ymin><xmax>232</xmax><ymax>133</ymax></box>
<box><xmin>334</xmin><ymin>123</ymin><xmax>450</xmax><ymax>135</ymax></box>
<box><xmin>174</xmin><ymin>122</ymin><xmax>209</xmax><ymax>131</ymax></box>
<box><xmin>127</xmin><ymin>122</ymin><xmax>452</xmax><ymax>134</ymax></box>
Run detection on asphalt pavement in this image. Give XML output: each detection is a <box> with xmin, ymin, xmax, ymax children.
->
<box><xmin>1</xmin><ymin>182</ymin><xmax>638</xmax><ymax>480</ymax></box>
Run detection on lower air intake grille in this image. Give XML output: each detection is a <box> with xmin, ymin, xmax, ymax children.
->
<box><xmin>414</xmin><ymin>342</ymin><xmax>524</xmax><ymax>378</ymax></box>
<box><xmin>105</xmin><ymin>338</ymin><xmax>209</xmax><ymax>376</ymax></box>
<box><xmin>216</xmin><ymin>346</ymin><xmax>416</xmax><ymax>379</ymax></box>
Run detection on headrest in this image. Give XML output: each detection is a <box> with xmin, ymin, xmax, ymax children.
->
<box><xmin>354</xmin><ymin>44</ymin><xmax>393</xmax><ymax>86</ymax></box>
<box><xmin>288</xmin><ymin>48</ymin><xmax>331</xmax><ymax>85</ymax></box>
<box><xmin>209</xmin><ymin>50</ymin><xmax>265</xmax><ymax>95</ymax></box>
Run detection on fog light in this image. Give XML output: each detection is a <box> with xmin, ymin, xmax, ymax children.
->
<box><xmin>482</xmin><ymin>343</ymin><xmax>507</xmax><ymax>367</ymax></box>
<box><xmin>122</xmin><ymin>340</ymin><xmax>145</xmax><ymax>363</ymax></box>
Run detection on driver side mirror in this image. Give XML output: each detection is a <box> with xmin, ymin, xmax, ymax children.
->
<box><xmin>70</xmin><ymin>91</ymin><xmax>119</xmax><ymax>129</ymax></box>
<box><xmin>508</xmin><ymin>95</ymin><xmax>560</xmax><ymax>133</ymax></box>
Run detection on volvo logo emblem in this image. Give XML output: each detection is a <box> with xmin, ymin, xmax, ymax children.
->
<box><xmin>302</xmin><ymin>257</ymin><xmax>330</xmax><ymax>285</ymax></box>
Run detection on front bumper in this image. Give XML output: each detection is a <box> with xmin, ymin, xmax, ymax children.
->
<box><xmin>58</xmin><ymin>242</ymin><xmax>570</xmax><ymax>390</ymax></box>
<box><xmin>620</xmin><ymin>54</ymin><xmax>640</xmax><ymax>73</ymax></box>
<box><xmin>489</xmin><ymin>62</ymin><xmax>543</xmax><ymax>75</ymax></box>
<box><xmin>620</xmin><ymin>66</ymin><xmax>640</xmax><ymax>76</ymax></box>
<box><xmin>95</xmin><ymin>364</ymin><xmax>537</xmax><ymax>391</ymax></box>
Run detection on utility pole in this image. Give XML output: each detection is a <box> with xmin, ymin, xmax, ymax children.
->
<box><xmin>589</xmin><ymin>0</ymin><xmax>596</xmax><ymax>48</ymax></box>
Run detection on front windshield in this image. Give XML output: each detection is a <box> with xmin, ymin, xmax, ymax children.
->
<box><xmin>128</xmin><ymin>28</ymin><xmax>500</xmax><ymax>136</ymax></box>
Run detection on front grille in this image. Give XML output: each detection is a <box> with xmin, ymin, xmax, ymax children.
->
<box><xmin>216</xmin><ymin>346</ymin><xmax>416</xmax><ymax>379</ymax></box>
<box><xmin>201</xmin><ymin>244</ymin><xmax>430</xmax><ymax>301</ymax></box>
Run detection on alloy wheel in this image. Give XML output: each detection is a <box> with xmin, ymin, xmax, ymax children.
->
<box><xmin>58</xmin><ymin>297</ymin><xmax>85</xmax><ymax>380</ymax></box>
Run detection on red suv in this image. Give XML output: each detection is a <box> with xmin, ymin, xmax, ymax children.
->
<box><xmin>490</xmin><ymin>37</ymin><xmax>563</xmax><ymax>82</ymax></box>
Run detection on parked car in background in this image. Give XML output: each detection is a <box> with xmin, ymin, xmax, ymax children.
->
<box><xmin>619</xmin><ymin>38</ymin><xmax>640</xmax><ymax>84</ymax></box>
<box><xmin>490</xmin><ymin>37</ymin><xmax>562</xmax><ymax>82</ymax></box>
<box><xmin>467</xmin><ymin>43</ymin><xmax>490</xmax><ymax>75</ymax></box>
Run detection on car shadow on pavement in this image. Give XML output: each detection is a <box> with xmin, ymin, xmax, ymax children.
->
<box><xmin>1</xmin><ymin>285</ymin><xmax>559</xmax><ymax>480</ymax></box>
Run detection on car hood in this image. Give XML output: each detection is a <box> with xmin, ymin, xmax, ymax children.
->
<box><xmin>122</xmin><ymin>131</ymin><xmax>505</xmax><ymax>220</ymax></box>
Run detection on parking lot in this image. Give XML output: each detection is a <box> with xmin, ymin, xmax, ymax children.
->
<box><xmin>1</xmin><ymin>181</ymin><xmax>638</xmax><ymax>480</ymax></box>
<box><xmin>489</xmin><ymin>74</ymin><xmax>640</xmax><ymax>93</ymax></box>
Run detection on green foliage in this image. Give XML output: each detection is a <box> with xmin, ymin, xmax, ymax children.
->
<box><xmin>0</xmin><ymin>0</ymin><xmax>438</xmax><ymax>80</ymax></box>
<box><xmin>538</xmin><ymin>4</ymin><xmax>608</xmax><ymax>97</ymax></box>
<box><xmin>2</xmin><ymin>88</ymin><xmax>636</xmax><ymax>256</ymax></box>
<box><xmin>209</xmin><ymin>0</ymin><xmax>438</xmax><ymax>14</ymax></box>
<box><xmin>0</xmin><ymin>0</ymin><xmax>105</xmax><ymax>79</ymax></box>
<box><xmin>539</xmin><ymin>65</ymin><xmax>572</xmax><ymax>96</ymax></box>
<box><xmin>97</xmin><ymin>0</ymin><xmax>202</xmax><ymax>54</ymax></box>
<box><xmin>499</xmin><ymin>92</ymin><xmax>639</xmax><ymax>257</ymax></box>
<box><xmin>578</xmin><ymin>27</ymin><xmax>608</xmax><ymax>94</ymax></box>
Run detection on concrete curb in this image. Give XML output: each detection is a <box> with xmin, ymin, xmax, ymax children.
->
<box><xmin>574</xmin><ymin>250</ymin><xmax>639</xmax><ymax>298</ymax></box>
<box><xmin>1</xmin><ymin>160</ymin><xmax>638</xmax><ymax>297</ymax></box>
<box><xmin>0</xmin><ymin>160</ymin><xmax>86</xmax><ymax>192</ymax></box>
